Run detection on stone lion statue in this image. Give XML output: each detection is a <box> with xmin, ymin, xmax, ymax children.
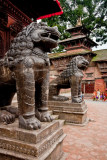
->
<box><xmin>49</xmin><ymin>56</ymin><xmax>89</xmax><ymax>103</ymax></box>
<box><xmin>0</xmin><ymin>22</ymin><xmax>60</xmax><ymax>130</ymax></box>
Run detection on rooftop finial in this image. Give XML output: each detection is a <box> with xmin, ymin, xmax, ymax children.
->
<box><xmin>76</xmin><ymin>17</ymin><xmax>82</xmax><ymax>27</ymax></box>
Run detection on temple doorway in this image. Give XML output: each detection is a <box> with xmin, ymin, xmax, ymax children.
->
<box><xmin>82</xmin><ymin>82</ymin><xmax>94</xmax><ymax>94</ymax></box>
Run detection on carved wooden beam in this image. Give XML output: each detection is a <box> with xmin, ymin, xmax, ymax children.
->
<box><xmin>10</xmin><ymin>21</ymin><xmax>23</xmax><ymax>36</ymax></box>
<box><xmin>0</xmin><ymin>0</ymin><xmax>32</xmax><ymax>25</ymax></box>
<box><xmin>0</xmin><ymin>6</ymin><xmax>8</xmax><ymax>30</ymax></box>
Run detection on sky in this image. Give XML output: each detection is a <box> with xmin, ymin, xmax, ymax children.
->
<box><xmin>92</xmin><ymin>43</ymin><xmax>107</xmax><ymax>51</ymax></box>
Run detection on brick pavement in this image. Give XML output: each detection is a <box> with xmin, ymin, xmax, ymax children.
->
<box><xmin>62</xmin><ymin>100</ymin><xmax>107</xmax><ymax>160</ymax></box>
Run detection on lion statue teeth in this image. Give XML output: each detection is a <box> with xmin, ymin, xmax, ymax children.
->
<box><xmin>49</xmin><ymin>56</ymin><xmax>89</xmax><ymax>103</ymax></box>
<box><xmin>0</xmin><ymin>22</ymin><xmax>60</xmax><ymax>130</ymax></box>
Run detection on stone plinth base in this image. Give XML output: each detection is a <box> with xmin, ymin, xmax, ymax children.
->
<box><xmin>0</xmin><ymin>119</ymin><xmax>65</xmax><ymax>160</ymax></box>
<box><xmin>48</xmin><ymin>101</ymin><xmax>88</xmax><ymax>125</ymax></box>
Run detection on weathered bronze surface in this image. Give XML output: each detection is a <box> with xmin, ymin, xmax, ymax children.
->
<box><xmin>0</xmin><ymin>22</ymin><xmax>60</xmax><ymax>130</ymax></box>
<box><xmin>49</xmin><ymin>56</ymin><xmax>89</xmax><ymax>103</ymax></box>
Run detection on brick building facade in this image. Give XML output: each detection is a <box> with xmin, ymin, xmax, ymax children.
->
<box><xmin>82</xmin><ymin>49</ymin><xmax>107</xmax><ymax>94</ymax></box>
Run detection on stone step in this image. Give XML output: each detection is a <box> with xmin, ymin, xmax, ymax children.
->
<box><xmin>48</xmin><ymin>110</ymin><xmax>53</xmax><ymax>115</ymax></box>
<box><xmin>58</xmin><ymin>120</ymin><xmax>65</xmax><ymax>127</ymax></box>
<box><xmin>48</xmin><ymin>101</ymin><xmax>87</xmax><ymax>113</ymax></box>
<box><xmin>0</xmin><ymin>120</ymin><xmax>65</xmax><ymax>160</ymax></box>
<box><xmin>48</xmin><ymin>100</ymin><xmax>85</xmax><ymax>107</ymax></box>
<box><xmin>0</xmin><ymin>120</ymin><xmax>61</xmax><ymax>144</ymax></box>
<box><xmin>48</xmin><ymin>101</ymin><xmax>88</xmax><ymax>125</ymax></box>
<box><xmin>35</xmin><ymin>128</ymin><xmax>64</xmax><ymax>157</ymax></box>
<box><xmin>39</xmin><ymin>133</ymin><xmax>66</xmax><ymax>160</ymax></box>
<box><xmin>52</xmin><ymin>115</ymin><xmax>59</xmax><ymax>120</ymax></box>
<box><xmin>0</xmin><ymin>133</ymin><xmax>66</xmax><ymax>160</ymax></box>
<box><xmin>0</xmin><ymin>127</ymin><xmax>63</xmax><ymax>158</ymax></box>
<box><xmin>53</xmin><ymin>106</ymin><xmax>88</xmax><ymax>114</ymax></box>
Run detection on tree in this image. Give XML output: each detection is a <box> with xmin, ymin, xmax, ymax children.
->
<box><xmin>42</xmin><ymin>0</ymin><xmax>107</xmax><ymax>52</ymax></box>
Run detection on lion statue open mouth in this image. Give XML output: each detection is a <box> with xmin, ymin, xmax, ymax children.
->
<box><xmin>49</xmin><ymin>56</ymin><xmax>89</xmax><ymax>103</ymax></box>
<box><xmin>0</xmin><ymin>22</ymin><xmax>60</xmax><ymax>130</ymax></box>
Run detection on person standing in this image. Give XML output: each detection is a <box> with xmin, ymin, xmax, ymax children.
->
<box><xmin>97</xmin><ymin>89</ymin><xmax>100</xmax><ymax>100</ymax></box>
<box><xmin>104</xmin><ymin>90</ymin><xmax>107</xmax><ymax>101</ymax></box>
<box><xmin>93</xmin><ymin>90</ymin><xmax>97</xmax><ymax>101</ymax></box>
<box><xmin>101</xmin><ymin>92</ymin><xmax>104</xmax><ymax>101</ymax></box>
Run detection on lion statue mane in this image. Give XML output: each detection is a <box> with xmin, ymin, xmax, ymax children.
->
<box><xmin>49</xmin><ymin>56</ymin><xmax>89</xmax><ymax>103</ymax></box>
<box><xmin>0</xmin><ymin>22</ymin><xmax>60</xmax><ymax>130</ymax></box>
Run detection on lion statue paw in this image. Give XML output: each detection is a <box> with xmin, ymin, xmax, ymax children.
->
<box><xmin>19</xmin><ymin>116</ymin><xmax>41</xmax><ymax>130</ymax></box>
<box><xmin>52</xmin><ymin>95</ymin><xmax>69</xmax><ymax>101</ymax></box>
<box><xmin>0</xmin><ymin>110</ymin><xmax>15</xmax><ymax>124</ymax></box>
<box><xmin>35</xmin><ymin>110</ymin><xmax>53</xmax><ymax>122</ymax></box>
<box><xmin>72</xmin><ymin>97</ymin><xmax>82</xmax><ymax>103</ymax></box>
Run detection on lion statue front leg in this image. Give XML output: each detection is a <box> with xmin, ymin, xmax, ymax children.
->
<box><xmin>35</xmin><ymin>69</ymin><xmax>53</xmax><ymax>122</ymax></box>
<box><xmin>70</xmin><ymin>75</ymin><xmax>82</xmax><ymax>103</ymax></box>
<box><xmin>15</xmin><ymin>62</ymin><xmax>41</xmax><ymax>130</ymax></box>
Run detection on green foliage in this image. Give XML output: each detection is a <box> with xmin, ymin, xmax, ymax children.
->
<box><xmin>52</xmin><ymin>44</ymin><xmax>65</xmax><ymax>53</ymax></box>
<box><xmin>42</xmin><ymin>0</ymin><xmax>107</xmax><ymax>52</ymax></box>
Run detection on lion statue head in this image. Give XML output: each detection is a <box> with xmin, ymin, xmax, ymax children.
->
<box><xmin>60</xmin><ymin>56</ymin><xmax>89</xmax><ymax>78</ymax></box>
<box><xmin>6</xmin><ymin>22</ymin><xmax>60</xmax><ymax>68</ymax></box>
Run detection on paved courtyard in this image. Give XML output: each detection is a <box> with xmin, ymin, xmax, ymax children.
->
<box><xmin>62</xmin><ymin>100</ymin><xmax>107</xmax><ymax>160</ymax></box>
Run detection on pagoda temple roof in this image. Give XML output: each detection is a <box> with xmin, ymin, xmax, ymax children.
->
<box><xmin>9</xmin><ymin>0</ymin><xmax>63</xmax><ymax>20</ymax></box>
<box><xmin>59</xmin><ymin>35</ymin><xmax>97</xmax><ymax>47</ymax></box>
<box><xmin>92</xmin><ymin>49</ymin><xmax>107</xmax><ymax>62</ymax></box>
<box><xmin>59</xmin><ymin>35</ymin><xmax>86</xmax><ymax>43</ymax></box>
<box><xmin>66</xmin><ymin>25</ymin><xmax>91</xmax><ymax>34</ymax></box>
<box><xmin>49</xmin><ymin>49</ymin><xmax>96</xmax><ymax>59</ymax></box>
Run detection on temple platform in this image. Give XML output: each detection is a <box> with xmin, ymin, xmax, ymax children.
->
<box><xmin>0</xmin><ymin>119</ymin><xmax>65</xmax><ymax>160</ymax></box>
<box><xmin>48</xmin><ymin>101</ymin><xmax>88</xmax><ymax>126</ymax></box>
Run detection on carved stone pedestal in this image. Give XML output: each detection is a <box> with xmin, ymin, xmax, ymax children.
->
<box><xmin>48</xmin><ymin>101</ymin><xmax>88</xmax><ymax>125</ymax></box>
<box><xmin>0</xmin><ymin>120</ymin><xmax>65</xmax><ymax>160</ymax></box>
